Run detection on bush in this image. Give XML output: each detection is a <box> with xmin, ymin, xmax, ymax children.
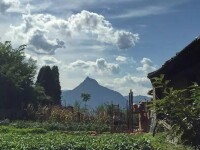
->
<box><xmin>151</xmin><ymin>75</ymin><xmax>200</xmax><ymax>149</ymax></box>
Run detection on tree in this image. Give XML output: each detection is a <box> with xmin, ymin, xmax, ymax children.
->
<box><xmin>0</xmin><ymin>41</ymin><xmax>36</xmax><ymax>110</ymax></box>
<box><xmin>81</xmin><ymin>93</ymin><xmax>90</xmax><ymax>111</ymax></box>
<box><xmin>52</xmin><ymin>66</ymin><xmax>61</xmax><ymax>105</ymax></box>
<box><xmin>36</xmin><ymin>65</ymin><xmax>61</xmax><ymax>105</ymax></box>
<box><xmin>36</xmin><ymin>66</ymin><xmax>55</xmax><ymax>105</ymax></box>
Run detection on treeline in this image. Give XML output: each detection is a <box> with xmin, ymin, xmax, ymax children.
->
<box><xmin>0</xmin><ymin>41</ymin><xmax>61</xmax><ymax>118</ymax></box>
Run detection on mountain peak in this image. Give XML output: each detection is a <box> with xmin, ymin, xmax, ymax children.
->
<box><xmin>85</xmin><ymin>76</ymin><xmax>92</xmax><ymax>81</ymax></box>
<box><xmin>83</xmin><ymin>76</ymin><xmax>99</xmax><ymax>85</ymax></box>
<box><xmin>62</xmin><ymin>77</ymin><xmax>127</xmax><ymax>108</ymax></box>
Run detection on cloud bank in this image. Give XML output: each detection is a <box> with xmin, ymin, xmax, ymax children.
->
<box><xmin>6</xmin><ymin>10</ymin><xmax>139</xmax><ymax>55</ymax></box>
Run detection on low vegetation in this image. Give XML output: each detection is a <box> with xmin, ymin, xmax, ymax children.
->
<box><xmin>0</xmin><ymin>124</ymin><xmax>192</xmax><ymax>150</ymax></box>
<box><xmin>9</xmin><ymin>120</ymin><xmax>110</xmax><ymax>133</ymax></box>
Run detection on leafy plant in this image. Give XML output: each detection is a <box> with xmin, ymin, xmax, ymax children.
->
<box><xmin>151</xmin><ymin>75</ymin><xmax>200</xmax><ymax>149</ymax></box>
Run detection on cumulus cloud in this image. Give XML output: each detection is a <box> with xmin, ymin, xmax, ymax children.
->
<box><xmin>67</xmin><ymin>10</ymin><xmax>139</xmax><ymax>49</ymax></box>
<box><xmin>115</xmin><ymin>31</ymin><xmax>138</xmax><ymax>49</ymax></box>
<box><xmin>28</xmin><ymin>30</ymin><xmax>65</xmax><ymax>54</ymax></box>
<box><xmin>136</xmin><ymin>57</ymin><xmax>156</xmax><ymax>73</ymax></box>
<box><xmin>67</xmin><ymin>58</ymin><xmax>120</xmax><ymax>75</ymax></box>
<box><xmin>41</xmin><ymin>56</ymin><xmax>61</xmax><ymax>64</ymax></box>
<box><xmin>0</xmin><ymin>0</ymin><xmax>20</xmax><ymax>14</ymax></box>
<box><xmin>7</xmin><ymin>13</ymin><xmax>66</xmax><ymax>54</ymax></box>
<box><xmin>6</xmin><ymin>10</ymin><xmax>138</xmax><ymax>55</ymax></box>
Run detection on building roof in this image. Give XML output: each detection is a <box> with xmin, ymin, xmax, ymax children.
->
<box><xmin>148</xmin><ymin>36</ymin><xmax>200</xmax><ymax>79</ymax></box>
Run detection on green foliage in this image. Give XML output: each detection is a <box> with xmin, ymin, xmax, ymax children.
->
<box><xmin>0</xmin><ymin>126</ymin><xmax>149</xmax><ymax>150</ymax></box>
<box><xmin>36</xmin><ymin>66</ymin><xmax>55</xmax><ymax>105</ymax></box>
<box><xmin>32</xmin><ymin>85</ymin><xmax>52</xmax><ymax>106</ymax></box>
<box><xmin>52</xmin><ymin>66</ymin><xmax>61</xmax><ymax>105</ymax></box>
<box><xmin>9</xmin><ymin>121</ymin><xmax>110</xmax><ymax>133</ymax></box>
<box><xmin>36</xmin><ymin>65</ymin><xmax>61</xmax><ymax>105</ymax></box>
<box><xmin>0</xmin><ymin>41</ymin><xmax>36</xmax><ymax>110</ymax></box>
<box><xmin>0</xmin><ymin>126</ymin><xmax>47</xmax><ymax>134</ymax></box>
<box><xmin>151</xmin><ymin>75</ymin><xmax>200</xmax><ymax>148</ymax></box>
<box><xmin>141</xmin><ymin>133</ymin><xmax>192</xmax><ymax>150</ymax></box>
<box><xmin>0</xmin><ymin>125</ymin><xmax>192</xmax><ymax>150</ymax></box>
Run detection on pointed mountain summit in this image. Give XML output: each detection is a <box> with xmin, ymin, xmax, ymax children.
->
<box><xmin>62</xmin><ymin>77</ymin><xmax>127</xmax><ymax>108</ymax></box>
<box><xmin>75</xmin><ymin>76</ymin><xmax>99</xmax><ymax>89</ymax></box>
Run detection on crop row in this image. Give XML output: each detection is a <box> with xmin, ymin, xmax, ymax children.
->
<box><xmin>0</xmin><ymin>126</ymin><xmax>152</xmax><ymax>150</ymax></box>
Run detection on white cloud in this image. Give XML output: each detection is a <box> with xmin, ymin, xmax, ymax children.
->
<box><xmin>41</xmin><ymin>56</ymin><xmax>61</xmax><ymax>64</ymax></box>
<box><xmin>0</xmin><ymin>0</ymin><xmax>20</xmax><ymax>14</ymax></box>
<box><xmin>114</xmin><ymin>74</ymin><xmax>150</xmax><ymax>87</ymax></box>
<box><xmin>116</xmin><ymin>56</ymin><xmax>136</xmax><ymax>64</ymax></box>
<box><xmin>115</xmin><ymin>31</ymin><xmax>138</xmax><ymax>49</ymax></box>
<box><xmin>5</xmin><ymin>10</ymin><xmax>138</xmax><ymax>55</ymax></box>
<box><xmin>6</xmin><ymin>13</ymin><xmax>67</xmax><ymax>54</ymax></box>
<box><xmin>137</xmin><ymin>57</ymin><xmax>156</xmax><ymax>73</ymax></box>
<box><xmin>116</xmin><ymin>56</ymin><xmax>127</xmax><ymax>62</ymax></box>
<box><xmin>67</xmin><ymin>58</ymin><xmax>120</xmax><ymax>75</ymax></box>
<box><xmin>65</xmin><ymin>10</ymin><xmax>139</xmax><ymax>49</ymax></box>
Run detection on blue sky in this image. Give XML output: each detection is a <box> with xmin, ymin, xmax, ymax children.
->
<box><xmin>0</xmin><ymin>0</ymin><xmax>199</xmax><ymax>96</ymax></box>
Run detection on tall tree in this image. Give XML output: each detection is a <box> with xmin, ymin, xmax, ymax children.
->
<box><xmin>36</xmin><ymin>66</ymin><xmax>55</xmax><ymax>104</ymax></box>
<box><xmin>52</xmin><ymin>66</ymin><xmax>61</xmax><ymax>105</ymax></box>
<box><xmin>0</xmin><ymin>41</ymin><xmax>36</xmax><ymax>110</ymax></box>
<box><xmin>36</xmin><ymin>65</ymin><xmax>61</xmax><ymax>105</ymax></box>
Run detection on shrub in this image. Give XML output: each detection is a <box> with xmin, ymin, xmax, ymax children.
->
<box><xmin>151</xmin><ymin>75</ymin><xmax>200</xmax><ymax>149</ymax></box>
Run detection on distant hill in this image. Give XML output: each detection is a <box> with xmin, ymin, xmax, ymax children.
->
<box><xmin>62</xmin><ymin>77</ymin><xmax>127</xmax><ymax>109</ymax></box>
<box><xmin>124</xmin><ymin>95</ymin><xmax>151</xmax><ymax>104</ymax></box>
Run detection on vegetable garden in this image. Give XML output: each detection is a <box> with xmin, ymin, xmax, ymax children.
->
<box><xmin>0</xmin><ymin>123</ymin><xmax>192</xmax><ymax>150</ymax></box>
